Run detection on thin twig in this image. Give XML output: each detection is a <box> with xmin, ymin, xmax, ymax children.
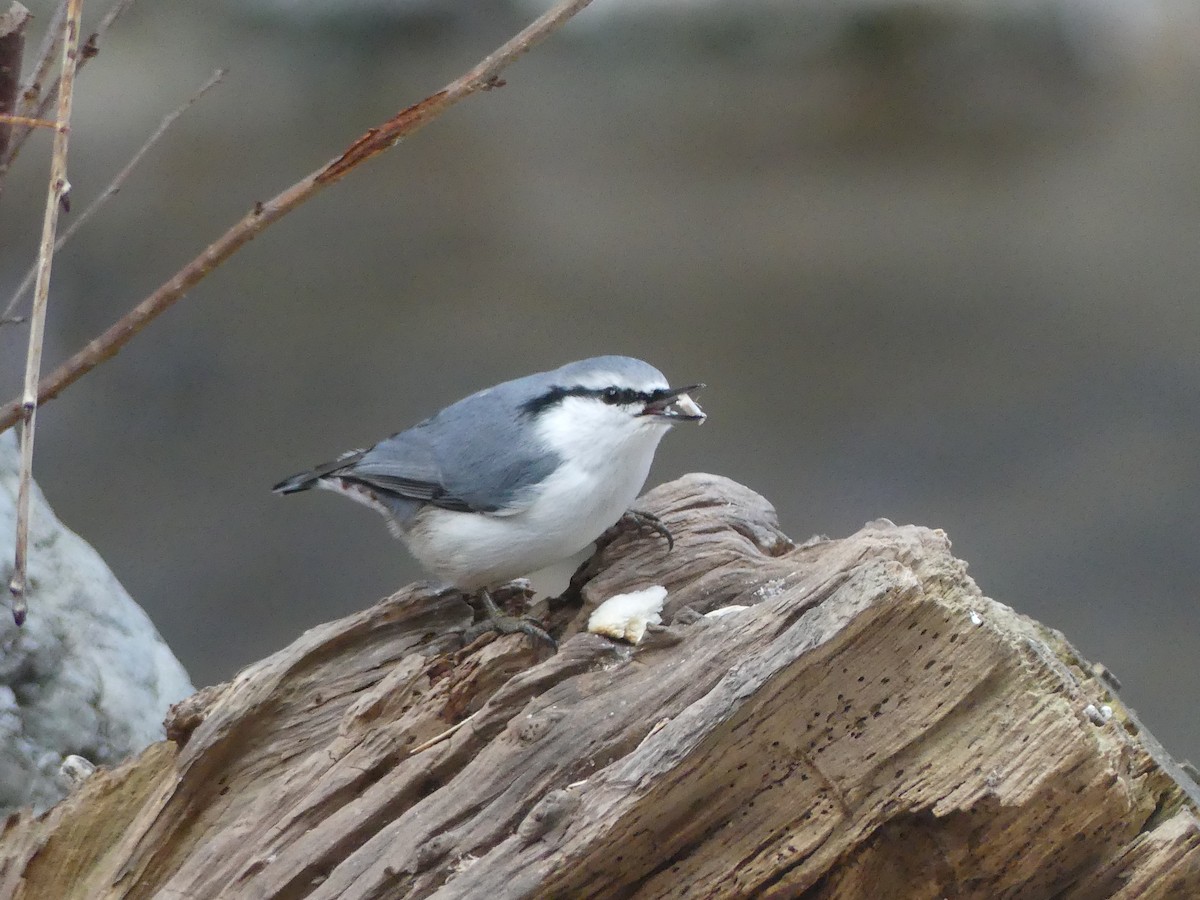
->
<box><xmin>0</xmin><ymin>3</ymin><xmax>31</xmax><ymax>160</ymax></box>
<box><xmin>0</xmin><ymin>0</ymin><xmax>133</xmax><ymax>181</ymax></box>
<box><xmin>409</xmin><ymin>708</ymin><xmax>481</xmax><ymax>754</ymax></box>
<box><xmin>0</xmin><ymin>0</ymin><xmax>597</xmax><ymax>432</ymax></box>
<box><xmin>9</xmin><ymin>0</ymin><xmax>83</xmax><ymax>626</ymax></box>
<box><xmin>1</xmin><ymin>68</ymin><xmax>226</xmax><ymax>326</ymax></box>
<box><xmin>0</xmin><ymin>0</ymin><xmax>65</xmax><ymax>191</ymax></box>
<box><xmin>20</xmin><ymin>0</ymin><xmax>67</xmax><ymax>96</ymax></box>
<box><xmin>16</xmin><ymin>0</ymin><xmax>66</xmax><ymax>114</ymax></box>
<box><xmin>0</xmin><ymin>114</ymin><xmax>55</xmax><ymax>128</ymax></box>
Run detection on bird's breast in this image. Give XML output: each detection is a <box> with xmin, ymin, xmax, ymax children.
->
<box><xmin>403</xmin><ymin>432</ymin><xmax>662</xmax><ymax>589</ymax></box>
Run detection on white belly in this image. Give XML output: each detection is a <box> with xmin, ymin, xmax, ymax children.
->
<box><xmin>403</xmin><ymin>430</ymin><xmax>665</xmax><ymax>590</ymax></box>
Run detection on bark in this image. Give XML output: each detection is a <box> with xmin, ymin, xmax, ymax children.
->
<box><xmin>0</xmin><ymin>2</ymin><xmax>30</xmax><ymax>161</ymax></box>
<box><xmin>0</xmin><ymin>473</ymin><xmax>1196</xmax><ymax>898</ymax></box>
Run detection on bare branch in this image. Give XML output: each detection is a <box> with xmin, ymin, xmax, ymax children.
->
<box><xmin>20</xmin><ymin>0</ymin><xmax>67</xmax><ymax>100</ymax></box>
<box><xmin>0</xmin><ymin>113</ymin><xmax>54</xmax><ymax>128</ymax></box>
<box><xmin>0</xmin><ymin>0</ymin><xmax>597</xmax><ymax>433</ymax></box>
<box><xmin>1</xmin><ymin>68</ymin><xmax>226</xmax><ymax>326</ymax></box>
<box><xmin>0</xmin><ymin>0</ymin><xmax>65</xmax><ymax>192</ymax></box>
<box><xmin>0</xmin><ymin>0</ymin><xmax>133</xmax><ymax>181</ymax></box>
<box><xmin>0</xmin><ymin>3</ymin><xmax>30</xmax><ymax>160</ymax></box>
<box><xmin>9</xmin><ymin>0</ymin><xmax>83</xmax><ymax>626</ymax></box>
<box><xmin>16</xmin><ymin>0</ymin><xmax>66</xmax><ymax>113</ymax></box>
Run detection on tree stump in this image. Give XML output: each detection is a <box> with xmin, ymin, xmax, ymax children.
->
<box><xmin>1</xmin><ymin>474</ymin><xmax>1196</xmax><ymax>898</ymax></box>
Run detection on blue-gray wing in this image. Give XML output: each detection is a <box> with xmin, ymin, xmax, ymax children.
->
<box><xmin>337</xmin><ymin>380</ymin><xmax>559</xmax><ymax>514</ymax></box>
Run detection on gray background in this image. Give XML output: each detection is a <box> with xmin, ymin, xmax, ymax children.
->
<box><xmin>2</xmin><ymin>1</ymin><xmax>1198</xmax><ymax>763</ymax></box>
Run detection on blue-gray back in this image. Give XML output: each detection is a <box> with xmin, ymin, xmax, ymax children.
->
<box><xmin>335</xmin><ymin>357</ymin><xmax>665</xmax><ymax>515</ymax></box>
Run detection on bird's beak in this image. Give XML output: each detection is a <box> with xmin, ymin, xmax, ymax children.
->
<box><xmin>640</xmin><ymin>384</ymin><xmax>706</xmax><ymax>423</ymax></box>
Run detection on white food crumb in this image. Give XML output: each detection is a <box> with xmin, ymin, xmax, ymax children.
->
<box><xmin>450</xmin><ymin>853</ymin><xmax>479</xmax><ymax>875</ymax></box>
<box><xmin>588</xmin><ymin>586</ymin><xmax>668</xmax><ymax>644</ymax></box>
<box><xmin>675</xmin><ymin>393</ymin><xmax>706</xmax><ymax>423</ymax></box>
<box><xmin>752</xmin><ymin>578</ymin><xmax>787</xmax><ymax>601</ymax></box>
<box><xmin>969</xmin><ymin>610</ymin><xmax>983</xmax><ymax>626</ymax></box>
<box><xmin>705</xmin><ymin>605</ymin><xmax>749</xmax><ymax>618</ymax></box>
<box><xmin>58</xmin><ymin>754</ymin><xmax>96</xmax><ymax>789</ymax></box>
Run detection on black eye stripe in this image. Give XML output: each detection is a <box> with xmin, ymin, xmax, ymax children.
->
<box><xmin>520</xmin><ymin>385</ymin><xmax>668</xmax><ymax>416</ymax></box>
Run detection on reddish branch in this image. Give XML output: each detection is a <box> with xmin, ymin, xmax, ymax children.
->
<box><xmin>0</xmin><ymin>0</ymin><xmax>597</xmax><ymax>432</ymax></box>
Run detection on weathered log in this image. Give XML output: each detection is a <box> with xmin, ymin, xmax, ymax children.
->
<box><xmin>1</xmin><ymin>474</ymin><xmax>1197</xmax><ymax>898</ymax></box>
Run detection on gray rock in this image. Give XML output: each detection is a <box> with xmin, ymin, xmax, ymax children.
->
<box><xmin>0</xmin><ymin>431</ymin><xmax>193</xmax><ymax>814</ymax></box>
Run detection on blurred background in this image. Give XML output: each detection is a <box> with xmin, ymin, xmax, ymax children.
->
<box><xmin>2</xmin><ymin>0</ymin><xmax>1199</xmax><ymax>762</ymax></box>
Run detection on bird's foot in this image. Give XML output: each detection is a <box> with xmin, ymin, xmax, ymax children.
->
<box><xmin>461</xmin><ymin>588</ymin><xmax>557</xmax><ymax>651</ymax></box>
<box><xmin>490</xmin><ymin>578</ymin><xmax>533</xmax><ymax>605</ymax></box>
<box><xmin>615</xmin><ymin>509</ymin><xmax>674</xmax><ymax>552</ymax></box>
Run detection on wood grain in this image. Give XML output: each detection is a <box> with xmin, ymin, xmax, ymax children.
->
<box><xmin>1</xmin><ymin>474</ymin><xmax>1195</xmax><ymax>898</ymax></box>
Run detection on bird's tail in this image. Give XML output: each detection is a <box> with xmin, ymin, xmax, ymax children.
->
<box><xmin>272</xmin><ymin>470</ymin><xmax>322</xmax><ymax>494</ymax></box>
<box><xmin>272</xmin><ymin>450</ymin><xmax>366</xmax><ymax>495</ymax></box>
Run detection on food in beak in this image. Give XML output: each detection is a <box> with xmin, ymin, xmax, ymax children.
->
<box><xmin>642</xmin><ymin>384</ymin><xmax>706</xmax><ymax>423</ymax></box>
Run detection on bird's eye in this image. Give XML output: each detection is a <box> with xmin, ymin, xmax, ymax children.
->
<box><xmin>602</xmin><ymin>387</ymin><xmax>622</xmax><ymax>404</ymax></box>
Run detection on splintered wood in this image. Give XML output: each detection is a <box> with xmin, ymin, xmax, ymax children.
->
<box><xmin>0</xmin><ymin>474</ymin><xmax>1196</xmax><ymax>898</ymax></box>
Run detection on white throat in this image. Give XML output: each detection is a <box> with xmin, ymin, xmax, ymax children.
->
<box><xmin>534</xmin><ymin>396</ymin><xmax>672</xmax><ymax>479</ymax></box>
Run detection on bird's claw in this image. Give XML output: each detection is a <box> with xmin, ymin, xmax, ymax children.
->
<box><xmin>462</xmin><ymin>588</ymin><xmax>557</xmax><ymax>651</ymax></box>
<box><xmin>462</xmin><ymin>615</ymin><xmax>557</xmax><ymax>650</ymax></box>
<box><xmin>618</xmin><ymin>509</ymin><xmax>675</xmax><ymax>552</ymax></box>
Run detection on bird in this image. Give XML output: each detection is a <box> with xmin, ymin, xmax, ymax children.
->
<box><xmin>273</xmin><ymin>356</ymin><xmax>705</xmax><ymax>644</ymax></box>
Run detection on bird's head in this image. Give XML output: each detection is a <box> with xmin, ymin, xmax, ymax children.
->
<box><xmin>521</xmin><ymin>356</ymin><xmax>705</xmax><ymax>462</ymax></box>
